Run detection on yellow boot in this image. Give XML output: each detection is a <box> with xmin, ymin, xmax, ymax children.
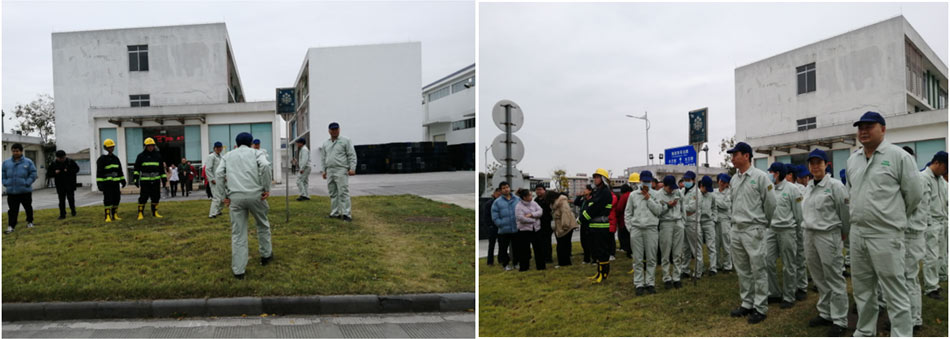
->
<box><xmin>591</xmin><ymin>263</ymin><xmax>604</xmax><ymax>284</ymax></box>
<box><xmin>111</xmin><ymin>207</ymin><xmax>121</xmax><ymax>221</ymax></box>
<box><xmin>104</xmin><ymin>209</ymin><xmax>113</xmax><ymax>223</ymax></box>
<box><xmin>152</xmin><ymin>203</ymin><xmax>163</xmax><ymax>218</ymax></box>
<box><xmin>137</xmin><ymin>204</ymin><xmax>145</xmax><ymax>220</ymax></box>
<box><xmin>589</xmin><ymin>264</ymin><xmax>602</xmax><ymax>280</ymax></box>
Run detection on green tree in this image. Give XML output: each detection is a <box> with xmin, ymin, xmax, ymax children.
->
<box><xmin>719</xmin><ymin>136</ymin><xmax>736</xmax><ymax>175</ymax></box>
<box><xmin>12</xmin><ymin>94</ymin><xmax>56</xmax><ymax>145</ymax></box>
<box><xmin>551</xmin><ymin>168</ymin><xmax>568</xmax><ymax>192</ymax></box>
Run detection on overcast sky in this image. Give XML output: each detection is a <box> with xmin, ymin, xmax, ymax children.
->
<box><xmin>1</xmin><ymin>0</ymin><xmax>474</xmax><ymax>134</ymax></box>
<box><xmin>479</xmin><ymin>2</ymin><xmax>948</xmax><ymax>178</ymax></box>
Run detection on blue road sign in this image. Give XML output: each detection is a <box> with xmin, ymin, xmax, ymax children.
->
<box><xmin>665</xmin><ymin>145</ymin><xmax>697</xmax><ymax>166</ymax></box>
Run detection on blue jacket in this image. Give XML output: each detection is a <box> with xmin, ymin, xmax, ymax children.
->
<box><xmin>491</xmin><ymin>194</ymin><xmax>521</xmax><ymax>235</ymax></box>
<box><xmin>3</xmin><ymin>156</ymin><xmax>38</xmax><ymax>194</ymax></box>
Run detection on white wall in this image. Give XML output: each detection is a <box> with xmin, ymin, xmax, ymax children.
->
<box><xmin>305</xmin><ymin>42</ymin><xmax>423</xmax><ymax>154</ymax></box>
<box><xmin>52</xmin><ymin>23</ymin><xmax>233</xmax><ymax>155</ymax></box>
<box><xmin>735</xmin><ymin>17</ymin><xmax>908</xmax><ymax>142</ymax></box>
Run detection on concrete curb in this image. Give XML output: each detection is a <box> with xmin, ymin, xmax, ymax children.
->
<box><xmin>1</xmin><ymin>293</ymin><xmax>475</xmax><ymax>321</ymax></box>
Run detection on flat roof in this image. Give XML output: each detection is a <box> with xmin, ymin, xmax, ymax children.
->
<box><xmin>424</xmin><ymin>63</ymin><xmax>476</xmax><ymax>90</ymax></box>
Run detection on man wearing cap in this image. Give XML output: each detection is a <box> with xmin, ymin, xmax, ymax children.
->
<box><xmin>207</xmin><ymin>141</ymin><xmax>225</xmax><ymax>218</ymax></box>
<box><xmin>764</xmin><ymin>162</ymin><xmax>803</xmax><ymax>309</ymax></box>
<box><xmin>785</xmin><ymin>163</ymin><xmax>810</xmax><ymax>301</ymax></box>
<box><xmin>294</xmin><ymin>137</ymin><xmax>311</xmax><ymax>201</ymax></box>
<box><xmin>801</xmin><ymin>148</ymin><xmax>850</xmax><ymax>336</ymax></box>
<box><xmin>727</xmin><ymin>141</ymin><xmax>776</xmax><ymax>324</ymax></box>
<box><xmin>252</xmin><ymin>139</ymin><xmax>269</xmax><ymax>159</ymax></box>
<box><xmin>923</xmin><ymin>151</ymin><xmax>948</xmax><ymax>301</ymax></box>
<box><xmin>624</xmin><ymin>170</ymin><xmax>663</xmax><ymax>295</ymax></box>
<box><xmin>320</xmin><ymin>122</ymin><xmax>358</xmax><ymax>221</ymax></box>
<box><xmin>216</xmin><ymin>132</ymin><xmax>273</xmax><ymax>280</ymax></box>
<box><xmin>713</xmin><ymin>173</ymin><xmax>733</xmax><ymax>272</ymax></box>
<box><xmin>50</xmin><ymin>150</ymin><xmax>80</xmax><ymax>219</ymax></box>
<box><xmin>586</xmin><ymin>169</ymin><xmax>614</xmax><ymax>283</ymax></box>
<box><xmin>846</xmin><ymin>111</ymin><xmax>922</xmax><ymax>337</ymax></box>
<box><xmin>655</xmin><ymin>175</ymin><xmax>686</xmax><ymax>289</ymax></box>
<box><xmin>133</xmin><ymin>138</ymin><xmax>166</xmax><ymax>220</ymax></box>
<box><xmin>680</xmin><ymin>171</ymin><xmax>701</xmax><ymax>278</ymax></box>
<box><xmin>697</xmin><ymin>175</ymin><xmax>719</xmax><ymax>276</ymax></box>
<box><xmin>95</xmin><ymin>139</ymin><xmax>127</xmax><ymax>223</ymax></box>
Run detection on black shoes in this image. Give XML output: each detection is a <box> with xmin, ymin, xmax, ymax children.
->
<box><xmin>296</xmin><ymin>196</ymin><xmax>310</xmax><ymax>201</ymax></box>
<box><xmin>827</xmin><ymin>325</ymin><xmax>846</xmax><ymax>336</ymax></box>
<box><xmin>234</xmin><ymin>273</ymin><xmax>245</xmax><ymax>280</ymax></box>
<box><xmin>767</xmin><ymin>296</ymin><xmax>783</xmax><ymax>304</ymax></box>
<box><xmin>795</xmin><ymin>289</ymin><xmax>807</xmax><ymax>301</ymax></box>
<box><xmin>925</xmin><ymin>289</ymin><xmax>941</xmax><ymax>300</ymax></box>
<box><xmin>342</xmin><ymin>215</ymin><xmax>353</xmax><ymax>222</ymax></box>
<box><xmin>327</xmin><ymin>214</ymin><xmax>340</xmax><ymax>219</ymax></box>
<box><xmin>261</xmin><ymin>256</ymin><xmax>273</xmax><ymax>266</ymax></box>
<box><xmin>808</xmin><ymin>315</ymin><xmax>833</xmax><ymax>327</ymax></box>
<box><xmin>58</xmin><ymin>215</ymin><xmax>66</xmax><ymax>220</ymax></box>
<box><xmin>664</xmin><ymin>281</ymin><xmax>673</xmax><ymax>290</ymax></box>
<box><xmin>635</xmin><ymin>287</ymin><xmax>645</xmax><ymax>296</ymax></box>
<box><xmin>71</xmin><ymin>210</ymin><xmax>77</xmax><ymax>216</ymax></box>
<box><xmin>673</xmin><ymin>281</ymin><xmax>682</xmax><ymax>289</ymax></box>
<box><xmin>747</xmin><ymin>310</ymin><xmax>767</xmax><ymax>324</ymax></box>
<box><xmin>708</xmin><ymin>270</ymin><xmax>717</xmax><ymax>277</ymax></box>
<box><xmin>780</xmin><ymin>301</ymin><xmax>795</xmax><ymax>309</ymax></box>
<box><xmin>681</xmin><ymin>273</ymin><xmax>690</xmax><ymax>279</ymax></box>
<box><xmin>646</xmin><ymin>286</ymin><xmax>656</xmax><ymax>294</ymax></box>
<box><xmin>730</xmin><ymin>306</ymin><xmax>752</xmax><ymax>317</ymax></box>
<box><xmin>811</xmin><ymin>285</ymin><xmax>819</xmax><ymax>293</ymax></box>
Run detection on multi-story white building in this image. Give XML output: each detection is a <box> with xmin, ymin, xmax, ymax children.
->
<box><xmin>290</xmin><ymin>42</ymin><xmax>423</xmax><ymax>166</ymax></box>
<box><xmin>735</xmin><ymin>15</ymin><xmax>947</xmax><ymax>176</ymax></box>
<box><xmin>422</xmin><ymin>64</ymin><xmax>475</xmax><ymax>145</ymax></box>
<box><xmin>51</xmin><ymin>23</ymin><xmax>282</xmax><ymax>189</ymax></box>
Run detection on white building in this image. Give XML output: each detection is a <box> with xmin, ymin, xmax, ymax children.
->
<box><xmin>422</xmin><ymin>64</ymin><xmax>475</xmax><ymax>145</ymax></box>
<box><xmin>735</xmin><ymin>16</ymin><xmax>947</xmax><ymax>176</ymax></box>
<box><xmin>51</xmin><ymin>23</ymin><xmax>282</xmax><ymax>189</ymax></box>
<box><xmin>290</xmin><ymin>42</ymin><xmax>423</xmax><ymax>165</ymax></box>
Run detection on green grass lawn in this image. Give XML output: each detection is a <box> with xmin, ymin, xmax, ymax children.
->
<box><xmin>479</xmin><ymin>243</ymin><xmax>948</xmax><ymax>337</ymax></box>
<box><xmin>2</xmin><ymin>194</ymin><xmax>474</xmax><ymax>302</ymax></box>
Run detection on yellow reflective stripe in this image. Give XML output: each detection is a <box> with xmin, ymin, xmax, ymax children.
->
<box><xmin>104</xmin><ymin>164</ymin><xmax>120</xmax><ymax>169</ymax></box>
<box><xmin>605</xmin><ymin>204</ymin><xmax>613</xmax><ymax>209</ymax></box>
<box><xmin>140</xmin><ymin>176</ymin><xmax>162</xmax><ymax>181</ymax></box>
<box><xmin>590</xmin><ymin>223</ymin><xmax>610</xmax><ymax>228</ymax></box>
<box><xmin>133</xmin><ymin>171</ymin><xmax>140</xmax><ymax>175</ymax></box>
<box><xmin>96</xmin><ymin>178</ymin><xmax>107</xmax><ymax>182</ymax></box>
<box><xmin>142</xmin><ymin>162</ymin><xmax>160</xmax><ymax>166</ymax></box>
<box><xmin>582</xmin><ymin>210</ymin><xmax>591</xmax><ymax>220</ymax></box>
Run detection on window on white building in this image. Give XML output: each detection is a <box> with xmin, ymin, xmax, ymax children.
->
<box><xmin>428</xmin><ymin>87</ymin><xmax>451</xmax><ymax>102</ymax></box>
<box><xmin>796</xmin><ymin>117</ymin><xmax>816</xmax><ymax>131</ymax></box>
<box><xmin>128</xmin><ymin>45</ymin><xmax>149</xmax><ymax>72</ymax></box>
<box><xmin>452</xmin><ymin>118</ymin><xmax>475</xmax><ymax>131</ymax></box>
<box><xmin>130</xmin><ymin>94</ymin><xmax>150</xmax><ymax>107</ymax></box>
<box><xmin>796</xmin><ymin>63</ymin><xmax>816</xmax><ymax>94</ymax></box>
<box><xmin>451</xmin><ymin>76</ymin><xmax>475</xmax><ymax>93</ymax></box>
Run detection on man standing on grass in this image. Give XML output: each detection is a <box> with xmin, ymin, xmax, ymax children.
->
<box><xmin>765</xmin><ymin>162</ymin><xmax>802</xmax><ymax>310</ymax></box>
<box><xmin>206</xmin><ymin>141</ymin><xmax>225</xmax><ymax>218</ymax></box>
<box><xmin>216</xmin><ymin>132</ymin><xmax>273</xmax><ymax>280</ymax></box>
<box><xmin>294</xmin><ymin>137</ymin><xmax>311</xmax><ymax>201</ymax></box>
<box><xmin>491</xmin><ymin>181</ymin><xmax>520</xmax><ymax>271</ymax></box>
<box><xmin>713</xmin><ymin>173</ymin><xmax>733</xmax><ymax>273</ymax></box>
<box><xmin>802</xmin><ymin>149</ymin><xmax>849</xmax><ymax>336</ymax></box>
<box><xmin>535</xmin><ymin>184</ymin><xmax>554</xmax><ymax>264</ymax></box>
<box><xmin>586</xmin><ymin>168</ymin><xmax>614</xmax><ymax>284</ymax></box>
<box><xmin>655</xmin><ymin>175</ymin><xmax>685</xmax><ymax>289</ymax></box>
<box><xmin>133</xmin><ymin>138</ymin><xmax>166</xmax><ymax>220</ymax></box>
<box><xmin>726</xmin><ymin>141</ymin><xmax>776</xmax><ymax>324</ymax></box>
<box><xmin>50</xmin><ymin>150</ymin><xmax>80</xmax><ymax>219</ymax></box>
<box><xmin>3</xmin><ymin>143</ymin><xmax>37</xmax><ymax>234</ymax></box>
<box><xmin>96</xmin><ymin>139</ymin><xmax>127</xmax><ymax>223</ymax></box>
<box><xmin>320</xmin><ymin>122</ymin><xmax>358</xmax><ymax>222</ymax></box>
<box><xmin>846</xmin><ymin>111</ymin><xmax>922</xmax><ymax>337</ymax></box>
<box><xmin>624</xmin><ymin>170</ymin><xmax>663</xmax><ymax>296</ymax></box>
<box><xmin>922</xmin><ymin>152</ymin><xmax>947</xmax><ymax>301</ymax></box>
<box><xmin>483</xmin><ymin>188</ymin><xmax>502</xmax><ymax>266</ymax></box>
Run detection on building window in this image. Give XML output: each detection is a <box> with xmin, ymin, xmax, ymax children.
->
<box><xmin>427</xmin><ymin>86</ymin><xmax>451</xmax><ymax>102</ymax></box>
<box><xmin>128</xmin><ymin>45</ymin><xmax>149</xmax><ymax>72</ymax></box>
<box><xmin>796</xmin><ymin>117</ymin><xmax>816</xmax><ymax>131</ymax></box>
<box><xmin>796</xmin><ymin>63</ymin><xmax>816</xmax><ymax>94</ymax></box>
<box><xmin>130</xmin><ymin>94</ymin><xmax>150</xmax><ymax>107</ymax></box>
<box><xmin>451</xmin><ymin>118</ymin><xmax>475</xmax><ymax>131</ymax></box>
<box><xmin>451</xmin><ymin>76</ymin><xmax>475</xmax><ymax>93</ymax></box>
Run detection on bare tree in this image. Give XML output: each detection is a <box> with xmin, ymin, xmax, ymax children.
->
<box><xmin>12</xmin><ymin>94</ymin><xmax>56</xmax><ymax>145</ymax></box>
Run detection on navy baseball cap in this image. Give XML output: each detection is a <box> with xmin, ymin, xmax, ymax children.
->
<box><xmin>807</xmin><ymin>149</ymin><xmax>829</xmax><ymax>162</ymax></box>
<box><xmin>727</xmin><ymin>142</ymin><xmax>753</xmax><ymax>154</ymax></box>
<box><xmin>639</xmin><ymin>170</ymin><xmax>654</xmax><ymax>183</ymax></box>
<box><xmin>784</xmin><ymin>163</ymin><xmax>798</xmax><ymax>177</ymax></box>
<box><xmin>799</xmin><ymin>165</ymin><xmax>811</xmax><ymax>178</ymax></box>
<box><xmin>853</xmin><ymin>111</ymin><xmax>886</xmax><ymax>127</ymax></box>
<box><xmin>683</xmin><ymin>171</ymin><xmax>696</xmax><ymax>180</ymax></box>
<box><xmin>295</xmin><ymin>137</ymin><xmax>306</xmax><ymax>144</ymax></box>
<box><xmin>700</xmin><ymin>175</ymin><xmax>713</xmax><ymax>191</ymax></box>
<box><xmin>329</xmin><ymin>122</ymin><xmax>340</xmax><ymax>129</ymax></box>
<box><xmin>718</xmin><ymin>173</ymin><xmax>731</xmax><ymax>183</ymax></box>
<box><xmin>235</xmin><ymin>132</ymin><xmax>253</xmax><ymax>147</ymax></box>
<box><xmin>253</xmin><ymin>139</ymin><xmax>261</xmax><ymax>145</ymax></box>
<box><xmin>932</xmin><ymin>151</ymin><xmax>948</xmax><ymax>165</ymax></box>
<box><xmin>663</xmin><ymin>175</ymin><xmax>677</xmax><ymax>188</ymax></box>
<box><xmin>768</xmin><ymin>162</ymin><xmax>787</xmax><ymax>177</ymax></box>
<box><xmin>213</xmin><ymin>141</ymin><xmax>223</xmax><ymax>147</ymax></box>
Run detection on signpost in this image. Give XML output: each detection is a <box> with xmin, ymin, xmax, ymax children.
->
<box><xmin>664</xmin><ymin>145</ymin><xmax>698</xmax><ymax>166</ymax></box>
<box><xmin>276</xmin><ymin>88</ymin><xmax>296</xmax><ymax>223</ymax></box>
<box><xmin>688</xmin><ymin>107</ymin><xmax>708</xmax><ymax>284</ymax></box>
<box><xmin>491</xmin><ymin>100</ymin><xmax>525</xmax><ymax>190</ymax></box>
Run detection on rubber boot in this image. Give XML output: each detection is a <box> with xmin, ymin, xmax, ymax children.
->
<box><xmin>602</xmin><ymin>262</ymin><xmax>611</xmax><ymax>280</ymax></box>
<box><xmin>592</xmin><ymin>263</ymin><xmax>606</xmax><ymax>284</ymax></box>
<box><xmin>152</xmin><ymin>203</ymin><xmax>163</xmax><ymax>218</ymax></box>
<box><xmin>137</xmin><ymin>204</ymin><xmax>145</xmax><ymax>220</ymax></box>
<box><xmin>589</xmin><ymin>264</ymin><xmax>602</xmax><ymax>280</ymax></box>
<box><xmin>104</xmin><ymin>208</ymin><xmax>112</xmax><ymax>223</ymax></box>
<box><xmin>111</xmin><ymin>206</ymin><xmax>121</xmax><ymax>221</ymax></box>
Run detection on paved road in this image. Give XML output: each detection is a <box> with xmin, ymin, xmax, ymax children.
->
<box><xmin>3</xmin><ymin>171</ymin><xmax>476</xmax><ymax>213</ymax></box>
<box><xmin>2</xmin><ymin>312</ymin><xmax>475</xmax><ymax>338</ymax></box>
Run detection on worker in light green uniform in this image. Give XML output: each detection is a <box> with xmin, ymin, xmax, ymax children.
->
<box><xmin>656</xmin><ymin>175</ymin><xmax>686</xmax><ymax>289</ymax></box>
<box><xmin>207</xmin><ymin>141</ymin><xmax>225</xmax><ymax>218</ymax></box>
<box><xmin>923</xmin><ymin>152</ymin><xmax>948</xmax><ymax>301</ymax></box>
<box><xmin>846</xmin><ymin>112</ymin><xmax>923</xmax><ymax>337</ymax></box>
<box><xmin>789</xmin><ymin>164</ymin><xmax>810</xmax><ymax>300</ymax></box>
<box><xmin>765</xmin><ymin>162</ymin><xmax>803</xmax><ymax>309</ymax></box>
<box><xmin>714</xmin><ymin>174</ymin><xmax>733</xmax><ymax>272</ymax></box>
<box><xmin>697</xmin><ymin>176</ymin><xmax>719</xmax><ymax>276</ymax></box>
<box><xmin>624</xmin><ymin>170</ymin><xmax>664</xmax><ymax>296</ymax></box>
<box><xmin>802</xmin><ymin>149</ymin><xmax>850</xmax><ymax>336</ymax></box>
<box><xmin>682</xmin><ymin>171</ymin><xmax>706</xmax><ymax>278</ymax></box>
<box><xmin>726</xmin><ymin>142</ymin><xmax>776</xmax><ymax>324</ymax></box>
<box><xmin>320</xmin><ymin>122</ymin><xmax>358</xmax><ymax>221</ymax></box>
<box><xmin>294</xmin><ymin>138</ymin><xmax>311</xmax><ymax>201</ymax></box>
<box><xmin>216</xmin><ymin>132</ymin><xmax>273</xmax><ymax>280</ymax></box>
<box><xmin>939</xmin><ymin>173</ymin><xmax>948</xmax><ymax>282</ymax></box>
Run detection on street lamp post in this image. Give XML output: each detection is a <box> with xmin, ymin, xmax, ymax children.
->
<box><xmin>625</xmin><ymin>112</ymin><xmax>650</xmax><ymax>165</ymax></box>
<box><xmin>702</xmin><ymin>144</ymin><xmax>709</xmax><ymax>168</ymax></box>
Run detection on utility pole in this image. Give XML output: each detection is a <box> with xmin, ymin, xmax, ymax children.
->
<box><xmin>626</xmin><ymin>112</ymin><xmax>650</xmax><ymax>165</ymax></box>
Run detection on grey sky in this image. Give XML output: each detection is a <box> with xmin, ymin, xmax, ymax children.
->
<box><xmin>2</xmin><ymin>0</ymin><xmax>474</xmax><ymax>135</ymax></box>
<box><xmin>478</xmin><ymin>2</ymin><xmax>947</xmax><ymax>178</ymax></box>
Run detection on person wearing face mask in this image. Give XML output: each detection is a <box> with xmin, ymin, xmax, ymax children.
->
<box><xmin>764</xmin><ymin>162</ymin><xmax>803</xmax><ymax>310</ymax></box>
<box><xmin>655</xmin><ymin>175</ymin><xmax>685</xmax><ymax>289</ymax></box>
<box><xmin>624</xmin><ymin>170</ymin><xmax>663</xmax><ymax>295</ymax></box>
<box><xmin>713</xmin><ymin>173</ymin><xmax>733</xmax><ymax>273</ymax></box>
<box><xmin>682</xmin><ymin>171</ymin><xmax>705</xmax><ymax>279</ymax></box>
<box><xmin>698</xmin><ymin>176</ymin><xmax>719</xmax><ymax>276</ymax></box>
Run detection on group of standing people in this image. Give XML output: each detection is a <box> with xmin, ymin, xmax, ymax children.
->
<box><xmin>482</xmin><ymin>110</ymin><xmax>948</xmax><ymax>336</ymax></box>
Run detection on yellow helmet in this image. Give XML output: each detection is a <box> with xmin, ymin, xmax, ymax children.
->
<box><xmin>144</xmin><ymin>137</ymin><xmax>156</xmax><ymax>145</ymax></box>
<box><xmin>628</xmin><ymin>173</ymin><xmax>640</xmax><ymax>183</ymax></box>
<box><xmin>103</xmin><ymin>138</ymin><xmax>116</xmax><ymax>147</ymax></box>
<box><xmin>594</xmin><ymin>168</ymin><xmax>609</xmax><ymax>179</ymax></box>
